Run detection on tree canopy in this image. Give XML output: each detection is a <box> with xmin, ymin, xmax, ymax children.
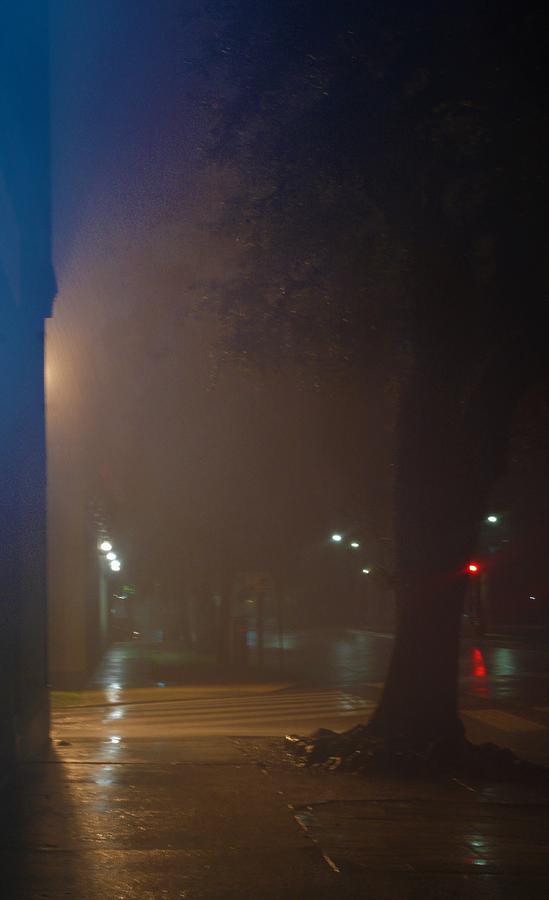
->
<box><xmin>201</xmin><ymin>0</ymin><xmax>546</xmax><ymax>382</ymax></box>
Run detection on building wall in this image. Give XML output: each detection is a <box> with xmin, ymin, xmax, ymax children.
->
<box><xmin>0</xmin><ymin>2</ymin><xmax>56</xmax><ymax>779</ymax></box>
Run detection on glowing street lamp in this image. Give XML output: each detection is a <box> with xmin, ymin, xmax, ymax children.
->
<box><xmin>486</xmin><ymin>515</ymin><xmax>499</xmax><ymax>524</ymax></box>
<box><xmin>110</xmin><ymin>559</ymin><xmax>121</xmax><ymax>572</ymax></box>
<box><xmin>350</xmin><ymin>541</ymin><xmax>360</xmax><ymax>549</ymax></box>
<box><xmin>106</xmin><ymin>551</ymin><xmax>116</xmax><ymax>561</ymax></box>
<box><xmin>331</xmin><ymin>533</ymin><xmax>343</xmax><ymax>543</ymax></box>
<box><xmin>100</xmin><ymin>540</ymin><xmax>112</xmax><ymax>553</ymax></box>
<box><xmin>362</xmin><ymin>567</ymin><xmax>371</xmax><ymax>575</ymax></box>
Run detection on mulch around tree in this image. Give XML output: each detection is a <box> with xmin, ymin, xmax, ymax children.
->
<box><xmin>285</xmin><ymin>723</ymin><xmax>549</xmax><ymax>783</ymax></box>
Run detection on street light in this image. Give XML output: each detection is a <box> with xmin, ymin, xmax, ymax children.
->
<box><xmin>110</xmin><ymin>559</ymin><xmax>121</xmax><ymax>572</ymax></box>
<box><xmin>100</xmin><ymin>540</ymin><xmax>112</xmax><ymax>553</ymax></box>
<box><xmin>362</xmin><ymin>567</ymin><xmax>371</xmax><ymax>575</ymax></box>
<box><xmin>106</xmin><ymin>551</ymin><xmax>116</xmax><ymax>561</ymax></box>
<box><xmin>350</xmin><ymin>541</ymin><xmax>360</xmax><ymax>549</ymax></box>
<box><xmin>486</xmin><ymin>515</ymin><xmax>499</xmax><ymax>524</ymax></box>
<box><xmin>467</xmin><ymin>561</ymin><xmax>484</xmax><ymax>637</ymax></box>
<box><xmin>331</xmin><ymin>533</ymin><xmax>343</xmax><ymax>543</ymax></box>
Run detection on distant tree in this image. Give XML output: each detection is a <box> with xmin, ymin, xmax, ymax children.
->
<box><xmin>201</xmin><ymin>0</ymin><xmax>548</xmax><ymax>752</ymax></box>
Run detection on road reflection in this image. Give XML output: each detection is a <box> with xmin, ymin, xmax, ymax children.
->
<box><xmin>88</xmin><ymin>627</ymin><xmax>548</xmax><ymax>706</ymax></box>
<box><xmin>279</xmin><ymin>628</ymin><xmax>393</xmax><ymax>687</ymax></box>
<box><xmin>284</xmin><ymin>629</ymin><xmax>548</xmax><ymax>706</ymax></box>
<box><xmin>468</xmin><ymin>647</ymin><xmax>489</xmax><ymax>698</ymax></box>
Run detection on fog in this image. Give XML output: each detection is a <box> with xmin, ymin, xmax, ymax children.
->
<box><xmin>47</xmin><ymin>1</ymin><xmax>395</xmax><ymax>640</ymax></box>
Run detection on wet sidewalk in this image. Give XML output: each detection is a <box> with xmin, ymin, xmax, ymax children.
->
<box><xmin>23</xmin><ymin>638</ymin><xmax>549</xmax><ymax>897</ymax></box>
<box><xmin>2</xmin><ymin>731</ymin><xmax>549</xmax><ymax>899</ymax></box>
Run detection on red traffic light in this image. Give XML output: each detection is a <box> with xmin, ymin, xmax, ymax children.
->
<box><xmin>467</xmin><ymin>562</ymin><xmax>480</xmax><ymax>574</ymax></box>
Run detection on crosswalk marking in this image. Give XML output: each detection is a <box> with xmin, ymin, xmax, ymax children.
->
<box><xmin>100</xmin><ymin>704</ymin><xmax>373</xmax><ymax>725</ymax></box>
<box><xmin>366</xmin><ymin>684</ymin><xmax>549</xmax><ymax>735</ymax></box>
<box><xmin>56</xmin><ymin>691</ymin><xmax>373</xmax><ymax>719</ymax></box>
<box><xmin>52</xmin><ymin>689</ymin><xmax>376</xmax><ymax>738</ymax></box>
<box><xmin>52</xmin><ymin>688</ymin><xmax>549</xmax><ymax>739</ymax></box>
<box><xmin>120</xmin><ymin>689</ymin><xmax>363</xmax><ymax>709</ymax></box>
<box><xmin>463</xmin><ymin>709</ymin><xmax>547</xmax><ymax>732</ymax></box>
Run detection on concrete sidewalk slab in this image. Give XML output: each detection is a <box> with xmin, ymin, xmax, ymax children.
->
<box><xmin>2</xmin><ymin>736</ymin><xmax>549</xmax><ymax>899</ymax></box>
<box><xmin>2</xmin><ymin>739</ymin><xmax>335</xmax><ymax>899</ymax></box>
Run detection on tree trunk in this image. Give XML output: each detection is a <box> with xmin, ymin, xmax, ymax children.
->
<box><xmin>369</xmin><ymin>559</ymin><xmax>469</xmax><ymax>746</ymax></box>
<box><xmin>369</xmin><ymin>354</ymin><xmax>524</xmax><ymax>747</ymax></box>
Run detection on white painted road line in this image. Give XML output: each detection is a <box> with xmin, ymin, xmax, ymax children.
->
<box><xmin>463</xmin><ymin>709</ymin><xmax>547</xmax><ymax>732</ymax></box>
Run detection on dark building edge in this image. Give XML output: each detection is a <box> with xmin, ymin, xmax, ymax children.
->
<box><xmin>1</xmin><ymin>1</ymin><xmax>57</xmax><ymax>785</ymax></box>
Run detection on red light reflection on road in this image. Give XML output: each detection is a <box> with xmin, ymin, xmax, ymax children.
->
<box><xmin>469</xmin><ymin>647</ymin><xmax>489</xmax><ymax>698</ymax></box>
<box><xmin>472</xmin><ymin>647</ymin><xmax>487</xmax><ymax>678</ymax></box>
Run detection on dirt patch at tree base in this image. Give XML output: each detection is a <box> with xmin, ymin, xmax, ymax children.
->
<box><xmin>285</xmin><ymin>724</ymin><xmax>549</xmax><ymax>783</ymax></box>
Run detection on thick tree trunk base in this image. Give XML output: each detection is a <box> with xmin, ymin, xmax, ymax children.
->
<box><xmin>285</xmin><ymin>723</ymin><xmax>549</xmax><ymax>783</ymax></box>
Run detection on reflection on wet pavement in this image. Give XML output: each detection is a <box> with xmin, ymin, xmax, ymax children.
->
<box><xmin>86</xmin><ymin>628</ymin><xmax>548</xmax><ymax>706</ymax></box>
<box><xmin>460</xmin><ymin>641</ymin><xmax>549</xmax><ymax>705</ymax></box>
<box><xmin>290</xmin><ymin>787</ymin><xmax>549</xmax><ymax>878</ymax></box>
<box><xmin>6</xmin><ymin>628</ymin><xmax>549</xmax><ymax>898</ymax></box>
<box><xmin>4</xmin><ymin>735</ymin><xmax>549</xmax><ymax>898</ymax></box>
<box><xmin>467</xmin><ymin>647</ymin><xmax>490</xmax><ymax>699</ymax></box>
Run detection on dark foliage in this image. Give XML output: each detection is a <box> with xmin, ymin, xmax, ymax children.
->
<box><xmin>202</xmin><ymin>0</ymin><xmax>547</xmax><ymax>380</ymax></box>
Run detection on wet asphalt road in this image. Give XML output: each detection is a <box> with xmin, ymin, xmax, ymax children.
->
<box><xmin>52</xmin><ymin>628</ymin><xmax>549</xmax><ymax>767</ymax></box>
<box><xmin>91</xmin><ymin>627</ymin><xmax>549</xmax><ymax>704</ymax></box>
<box><xmin>272</xmin><ymin>627</ymin><xmax>549</xmax><ymax>705</ymax></box>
